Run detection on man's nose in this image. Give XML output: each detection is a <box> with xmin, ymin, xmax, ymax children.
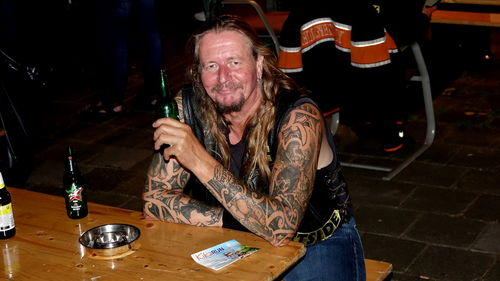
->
<box><xmin>217</xmin><ymin>65</ymin><xmax>230</xmax><ymax>84</ymax></box>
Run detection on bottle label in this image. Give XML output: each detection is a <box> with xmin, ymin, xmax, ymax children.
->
<box><xmin>67</xmin><ymin>183</ymin><xmax>84</xmax><ymax>211</ymax></box>
<box><xmin>0</xmin><ymin>203</ymin><xmax>15</xmax><ymax>231</ymax></box>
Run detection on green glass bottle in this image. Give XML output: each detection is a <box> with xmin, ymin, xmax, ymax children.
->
<box><xmin>156</xmin><ymin>70</ymin><xmax>179</xmax><ymax>154</ymax></box>
<box><xmin>157</xmin><ymin>69</ymin><xmax>179</xmax><ymax>120</ymax></box>
<box><xmin>63</xmin><ymin>146</ymin><xmax>88</xmax><ymax>219</ymax></box>
<box><xmin>0</xmin><ymin>172</ymin><xmax>16</xmax><ymax>239</ymax></box>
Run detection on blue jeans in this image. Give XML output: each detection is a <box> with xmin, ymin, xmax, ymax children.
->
<box><xmin>284</xmin><ymin>218</ymin><xmax>366</xmax><ymax>281</ymax></box>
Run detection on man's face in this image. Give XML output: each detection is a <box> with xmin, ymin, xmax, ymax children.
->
<box><xmin>199</xmin><ymin>30</ymin><xmax>263</xmax><ymax>114</ymax></box>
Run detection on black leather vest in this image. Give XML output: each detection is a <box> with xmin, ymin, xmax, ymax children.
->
<box><xmin>181</xmin><ymin>85</ymin><xmax>352</xmax><ymax>246</ymax></box>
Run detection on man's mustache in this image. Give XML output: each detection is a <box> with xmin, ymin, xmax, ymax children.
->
<box><xmin>211</xmin><ymin>82</ymin><xmax>243</xmax><ymax>92</ymax></box>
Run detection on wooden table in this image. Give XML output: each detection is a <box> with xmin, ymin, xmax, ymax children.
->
<box><xmin>1</xmin><ymin>187</ymin><xmax>305</xmax><ymax>280</ymax></box>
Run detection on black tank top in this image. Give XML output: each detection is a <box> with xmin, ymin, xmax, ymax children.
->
<box><xmin>222</xmin><ymin>139</ymin><xmax>252</xmax><ymax>231</ymax></box>
<box><xmin>229</xmin><ymin>140</ymin><xmax>245</xmax><ymax>177</ymax></box>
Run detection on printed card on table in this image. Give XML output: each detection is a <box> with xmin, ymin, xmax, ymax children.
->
<box><xmin>191</xmin><ymin>240</ymin><xmax>259</xmax><ymax>271</ymax></box>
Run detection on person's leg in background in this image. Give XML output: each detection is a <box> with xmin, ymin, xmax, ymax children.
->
<box><xmin>342</xmin><ymin>1</ymin><xmax>411</xmax><ymax>153</ymax></box>
<box><xmin>135</xmin><ymin>0</ymin><xmax>162</xmax><ymax>108</ymax></box>
<box><xmin>347</xmin><ymin>62</ymin><xmax>409</xmax><ymax>152</ymax></box>
<box><xmin>0</xmin><ymin>0</ymin><xmax>17</xmax><ymax>56</ymax></box>
<box><xmin>92</xmin><ymin>0</ymin><xmax>131</xmax><ymax>118</ymax></box>
<box><xmin>382</xmin><ymin>51</ymin><xmax>413</xmax><ymax>152</ymax></box>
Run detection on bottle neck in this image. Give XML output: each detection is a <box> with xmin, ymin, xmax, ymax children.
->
<box><xmin>68</xmin><ymin>159</ymin><xmax>75</xmax><ymax>172</ymax></box>
<box><xmin>0</xmin><ymin>172</ymin><xmax>4</xmax><ymax>189</ymax></box>
<box><xmin>160</xmin><ymin>70</ymin><xmax>172</xmax><ymax>101</ymax></box>
<box><xmin>65</xmin><ymin>156</ymin><xmax>80</xmax><ymax>174</ymax></box>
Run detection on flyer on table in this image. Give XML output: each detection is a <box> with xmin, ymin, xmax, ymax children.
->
<box><xmin>191</xmin><ymin>240</ymin><xmax>259</xmax><ymax>271</ymax></box>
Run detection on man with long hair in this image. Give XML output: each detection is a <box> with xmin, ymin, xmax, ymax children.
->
<box><xmin>143</xmin><ymin>15</ymin><xmax>365</xmax><ymax>280</ymax></box>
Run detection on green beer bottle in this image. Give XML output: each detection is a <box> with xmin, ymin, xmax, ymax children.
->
<box><xmin>63</xmin><ymin>146</ymin><xmax>88</xmax><ymax>219</ymax></box>
<box><xmin>156</xmin><ymin>69</ymin><xmax>179</xmax><ymax>154</ymax></box>
<box><xmin>157</xmin><ymin>69</ymin><xmax>179</xmax><ymax>120</ymax></box>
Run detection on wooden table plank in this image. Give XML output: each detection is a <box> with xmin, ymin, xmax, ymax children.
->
<box><xmin>2</xmin><ymin>187</ymin><xmax>305</xmax><ymax>280</ymax></box>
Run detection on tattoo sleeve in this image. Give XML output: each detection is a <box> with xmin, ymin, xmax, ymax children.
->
<box><xmin>143</xmin><ymin>152</ymin><xmax>224</xmax><ymax>226</ymax></box>
<box><xmin>205</xmin><ymin>103</ymin><xmax>322</xmax><ymax>246</ymax></box>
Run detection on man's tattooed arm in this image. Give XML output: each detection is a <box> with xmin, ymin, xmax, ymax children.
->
<box><xmin>204</xmin><ymin>103</ymin><xmax>322</xmax><ymax>246</ymax></box>
<box><xmin>143</xmin><ymin>152</ymin><xmax>224</xmax><ymax>226</ymax></box>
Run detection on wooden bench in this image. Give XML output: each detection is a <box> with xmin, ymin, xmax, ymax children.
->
<box><xmin>432</xmin><ymin>0</ymin><xmax>500</xmax><ymax>27</ymax></box>
<box><xmin>366</xmin><ymin>258</ymin><xmax>393</xmax><ymax>281</ymax></box>
<box><xmin>432</xmin><ymin>10</ymin><xmax>500</xmax><ymax>27</ymax></box>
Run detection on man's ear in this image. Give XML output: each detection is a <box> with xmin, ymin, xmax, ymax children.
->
<box><xmin>256</xmin><ymin>55</ymin><xmax>264</xmax><ymax>79</ymax></box>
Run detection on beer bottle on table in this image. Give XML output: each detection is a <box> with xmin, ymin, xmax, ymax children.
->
<box><xmin>63</xmin><ymin>146</ymin><xmax>88</xmax><ymax>219</ymax></box>
<box><xmin>0</xmin><ymin>172</ymin><xmax>16</xmax><ymax>239</ymax></box>
<box><xmin>156</xmin><ymin>69</ymin><xmax>179</xmax><ymax>120</ymax></box>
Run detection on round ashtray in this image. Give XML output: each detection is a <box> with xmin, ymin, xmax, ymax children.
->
<box><xmin>79</xmin><ymin>224</ymin><xmax>141</xmax><ymax>259</ymax></box>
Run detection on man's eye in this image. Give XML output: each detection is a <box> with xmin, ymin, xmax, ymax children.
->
<box><xmin>205</xmin><ymin>64</ymin><xmax>217</xmax><ymax>71</ymax></box>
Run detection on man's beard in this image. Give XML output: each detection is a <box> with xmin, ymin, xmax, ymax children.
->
<box><xmin>215</xmin><ymin>97</ymin><xmax>245</xmax><ymax>114</ymax></box>
<box><xmin>211</xmin><ymin>82</ymin><xmax>245</xmax><ymax>114</ymax></box>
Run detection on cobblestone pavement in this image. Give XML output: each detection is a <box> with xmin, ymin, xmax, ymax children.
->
<box><xmin>13</xmin><ymin>13</ymin><xmax>500</xmax><ymax>281</ymax></box>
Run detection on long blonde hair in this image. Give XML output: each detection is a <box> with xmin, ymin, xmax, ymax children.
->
<box><xmin>188</xmin><ymin>15</ymin><xmax>299</xmax><ymax>185</ymax></box>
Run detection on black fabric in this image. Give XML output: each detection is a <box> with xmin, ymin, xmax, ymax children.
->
<box><xmin>279</xmin><ymin>0</ymin><xmax>429</xmax><ymax>126</ymax></box>
<box><xmin>279</xmin><ymin>2</ymin><xmax>347</xmax><ymax>113</ymax></box>
<box><xmin>0</xmin><ymin>49</ymin><xmax>40</xmax><ymax>186</ymax></box>
<box><xmin>228</xmin><ymin>140</ymin><xmax>245</xmax><ymax>177</ymax></box>
<box><xmin>375</xmin><ymin>0</ymin><xmax>428</xmax><ymax>48</ymax></box>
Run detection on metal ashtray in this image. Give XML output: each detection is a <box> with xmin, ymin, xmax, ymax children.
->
<box><xmin>79</xmin><ymin>224</ymin><xmax>141</xmax><ymax>258</ymax></box>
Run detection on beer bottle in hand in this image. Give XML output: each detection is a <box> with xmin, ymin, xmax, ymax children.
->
<box><xmin>63</xmin><ymin>146</ymin><xmax>88</xmax><ymax>219</ymax></box>
<box><xmin>156</xmin><ymin>69</ymin><xmax>179</xmax><ymax>154</ymax></box>
<box><xmin>157</xmin><ymin>69</ymin><xmax>179</xmax><ymax>120</ymax></box>
<box><xmin>0</xmin><ymin>172</ymin><xmax>16</xmax><ymax>239</ymax></box>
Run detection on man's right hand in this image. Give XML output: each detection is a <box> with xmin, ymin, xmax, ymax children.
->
<box><xmin>152</xmin><ymin>117</ymin><xmax>220</xmax><ymax>183</ymax></box>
